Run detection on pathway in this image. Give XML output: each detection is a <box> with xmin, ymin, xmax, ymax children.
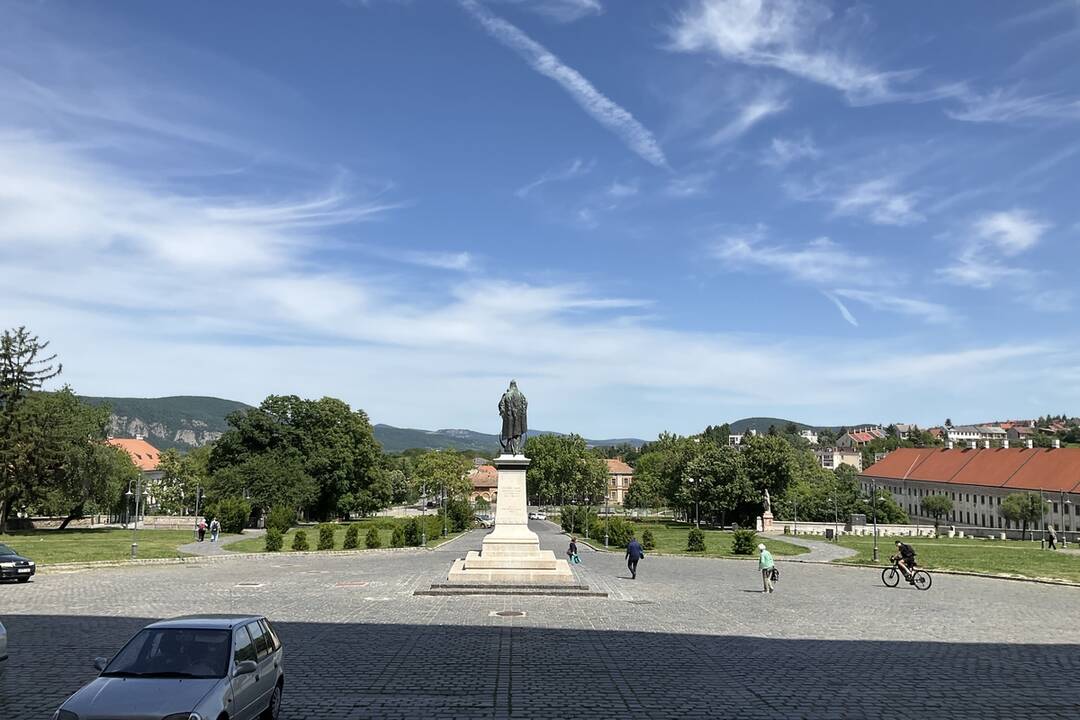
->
<box><xmin>774</xmin><ymin>534</ymin><xmax>859</xmax><ymax>562</ymax></box>
<box><xmin>177</xmin><ymin>528</ymin><xmax>265</xmax><ymax>556</ymax></box>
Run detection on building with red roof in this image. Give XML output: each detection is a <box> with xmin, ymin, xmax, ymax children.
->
<box><xmin>107</xmin><ymin>436</ymin><xmax>163</xmax><ymax>473</ymax></box>
<box><xmin>861</xmin><ymin>447</ymin><xmax>1080</xmax><ymax>534</ymax></box>
<box><xmin>468</xmin><ymin>464</ymin><xmax>498</xmax><ymax>503</ymax></box>
<box><xmin>605</xmin><ymin>458</ymin><xmax>634</xmax><ymax>506</ymax></box>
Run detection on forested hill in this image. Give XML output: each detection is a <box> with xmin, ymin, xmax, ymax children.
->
<box><xmin>80</xmin><ymin>395</ymin><xmax>251</xmax><ymax>450</ymax></box>
<box><xmin>372</xmin><ymin>425</ymin><xmax>647</xmax><ymax>454</ymax></box>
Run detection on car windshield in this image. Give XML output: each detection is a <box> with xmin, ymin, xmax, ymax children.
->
<box><xmin>0</xmin><ymin>544</ymin><xmax>15</xmax><ymax>555</ymax></box>
<box><xmin>103</xmin><ymin>628</ymin><xmax>230</xmax><ymax>679</ymax></box>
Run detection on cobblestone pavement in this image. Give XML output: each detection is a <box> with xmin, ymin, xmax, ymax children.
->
<box><xmin>3</xmin><ymin>521</ymin><xmax>1079</xmax><ymax>719</ymax></box>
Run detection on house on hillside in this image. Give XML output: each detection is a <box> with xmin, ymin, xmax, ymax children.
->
<box><xmin>605</xmin><ymin>459</ymin><xmax>634</xmax><ymax>506</ymax></box>
<box><xmin>946</xmin><ymin>425</ymin><xmax>1006</xmax><ymax>447</ymax></box>
<box><xmin>836</xmin><ymin>428</ymin><xmax>885</xmax><ymax>449</ymax></box>
<box><xmin>815</xmin><ymin>448</ymin><xmax>863</xmax><ymax>472</ymax></box>
<box><xmin>799</xmin><ymin>429</ymin><xmax>819</xmax><ymax>445</ymax></box>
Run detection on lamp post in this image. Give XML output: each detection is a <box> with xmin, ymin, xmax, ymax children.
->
<box><xmin>584</xmin><ymin>496</ymin><xmax>590</xmax><ymax>541</ymax></box>
<box><xmin>604</xmin><ymin>493</ymin><xmax>610</xmax><ymax>549</ymax></box>
<box><xmin>863</xmin><ymin>480</ymin><xmax>880</xmax><ymax>562</ymax></box>
<box><xmin>442</xmin><ymin>480</ymin><xmax>448</xmax><ymax>538</ymax></box>
<box><xmin>130</xmin><ymin>473</ymin><xmax>143</xmax><ymax>559</ymax></box>
<box><xmin>793</xmin><ymin>494</ymin><xmax>798</xmax><ymax>536</ymax></box>
<box><xmin>831</xmin><ymin>495</ymin><xmax>839</xmax><ymax>542</ymax></box>
<box><xmin>1064</xmin><ymin>497</ymin><xmax>1072</xmax><ymax>549</ymax></box>
<box><xmin>687</xmin><ymin>477</ymin><xmax>700</xmax><ymax>528</ymax></box>
<box><xmin>192</xmin><ymin>484</ymin><xmax>203</xmax><ymax>540</ymax></box>
<box><xmin>1042</xmin><ymin>494</ymin><xmax>1053</xmax><ymax>549</ymax></box>
<box><xmin>421</xmin><ymin>481</ymin><xmax>427</xmax><ymax>547</ymax></box>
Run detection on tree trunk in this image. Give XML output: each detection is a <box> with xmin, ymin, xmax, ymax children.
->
<box><xmin>58</xmin><ymin>502</ymin><xmax>85</xmax><ymax>531</ymax></box>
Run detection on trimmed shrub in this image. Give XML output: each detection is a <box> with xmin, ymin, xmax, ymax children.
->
<box><xmin>390</xmin><ymin>526</ymin><xmax>406</xmax><ymax>548</ymax></box>
<box><xmin>443</xmin><ymin>498</ymin><xmax>474</xmax><ymax>533</ymax></box>
<box><xmin>641</xmin><ymin>528</ymin><xmax>656</xmax><ymax>551</ymax></box>
<box><xmin>291</xmin><ymin>530</ymin><xmax>310</xmax><ymax>552</ymax></box>
<box><xmin>560</xmin><ymin>505</ymin><xmax>590</xmax><ymax>533</ymax></box>
<box><xmin>317</xmin><ymin>523</ymin><xmax>336</xmax><ymax>551</ymax></box>
<box><xmin>365</xmin><ymin>527</ymin><xmax>382</xmax><ymax>549</ymax></box>
<box><xmin>687</xmin><ymin>527</ymin><xmax>706</xmax><ymax>552</ymax></box>
<box><xmin>266</xmin><ymin>506</ymin><xmax>294</xmax><ymax>535</ymax></box>
<box><xmin>732</xmin><ymin>528</ymin><xmax>757</xmax><ymax>555</ymax></box>
<box><xmin>264</xmin><ymin>527</ymin><xmax>283</xmax><ymax>552</ymax></box>
<box><xmin>343</xmin><ymin>523</ymin><xmax>360</xmax><ymax>550</ymax></box>
<box><xmin>205</xmin><ymin>497</ymin><xmax>251</xmax><ymax>535</ymax></box>
<box><xmin>403</xmin><ymin>518</ymin><xmax>424</xmax><ymax>547</ymax></box>
<box><xmin>588</xmin><ymin>517</ymin><xmax>634</xmax><ymax>547</ymax></box>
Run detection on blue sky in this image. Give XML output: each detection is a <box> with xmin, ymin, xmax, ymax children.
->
<box><xmin>2</xmin><ymin>0</ymin><xmax>1078</xmax><ymax>438</ymax></box>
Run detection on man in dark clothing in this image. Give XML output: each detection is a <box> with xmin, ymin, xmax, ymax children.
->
<box><xmin>625</xmin><ymin>536</ymin><xmax>644</xmax><ymax>579</ymax></box>
<box><xmin>892</xmin><ymin>541</ymin><xmax>916</xmax><ymax>581</ymax></box>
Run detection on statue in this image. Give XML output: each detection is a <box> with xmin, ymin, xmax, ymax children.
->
<box><xmin>763</xmin><ymin>489</ymin><xmax>771</xmax><ymax>514</ymax></box>
<box><xmin>498</xmin><ymin>379</ymin><xmax>528</xmax><ymax>455</ymax></box>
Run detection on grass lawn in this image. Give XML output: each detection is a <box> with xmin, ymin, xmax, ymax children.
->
<box><xmin>572</xmin><ymin>520</ymin><xmax>809</xmax><ymax>558</ymax></box>
<box><xmin>836</xmin><ymin>535</ymin><xmax>1080</xmax><ymax>583</ymax></box>
<box><xmin>226</xmin><ymin>518</ymin><xmax>463</xmax><ymax>554</ymax></box>
<box><xmin>0</xmin><ymin>528</ymin><xmax>206</xmax><ymax>565</ymax></box>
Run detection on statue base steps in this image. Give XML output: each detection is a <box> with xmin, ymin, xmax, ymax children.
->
<box><xmin>416</xmin><ymin>582</ymin><xmax>606</xmax><ymax>597</ymax></box>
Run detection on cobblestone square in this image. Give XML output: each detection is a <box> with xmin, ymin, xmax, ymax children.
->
<box><xmin>3</xmin><ymin>522</ymin><xmax>1079</xmax><ymax>719</ymax></box>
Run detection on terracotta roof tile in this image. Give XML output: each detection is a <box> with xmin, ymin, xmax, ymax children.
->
<box><xmin>863</xmin><ymin>448</ymin><xmax>1080</xmax><ymax>493</ymax></box>
<box><xmin>469</xmin><ymin>465</ymin><xmax>498</xmax><ymax>490</ymax></box>
<box><xmin>107</xmin><ymin>438</ymin><xmax>162</xmax><ymax>472</ymax></box>
<box><xmin>605</xmin><ymin>459</ymin><xmax>633</xmax><ymax>475</ymax></box>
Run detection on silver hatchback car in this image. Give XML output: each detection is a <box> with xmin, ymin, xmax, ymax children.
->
<box><xmin>52</xmin><ymin>614</ymin><xmax>284</xmax><ymax>720</ymax></box>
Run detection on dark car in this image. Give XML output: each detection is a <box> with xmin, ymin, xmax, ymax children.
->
<box><xmin>53</xmin><ymin>614</ymin><xmax>284</xmax><ymax>720</ymax></box>
<box><xmin>0</xmin><ymin>543</ymin><xmax>35</xmax><ymax>583</ymax></box>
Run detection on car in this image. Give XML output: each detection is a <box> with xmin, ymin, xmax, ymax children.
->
<box><xmin>0</xmin><ymin>619</ymin><xmax>7</xmax><ymax>663</ymax></box>
<box><xmin>535</xmin><ymin>512</ymin><xmax>547</xmax><ymax>521</ymax></box>
<box><xmin>52</xmin><ymin>614</ymin><xmax>284</xmax><ymax>720</ymax></box>
<box><xmin>0</xmin><ymin>543</ymin><xmax>35</xmax><ymax>583</ymax></box>
<box><xmin>527</xmin><ymin>512</ymin><xmax>538</xmax><ymax>520</ymax></box>
<box><xmin>474</xmin><ymin>514</ymin><xmax>494</xmax><ymax>528</ymax></box>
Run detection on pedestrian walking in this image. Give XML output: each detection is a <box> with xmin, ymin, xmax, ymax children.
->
<box><xmin>1047</xmin><ymin>524</ymin><xmax>1058</xmax><ymax>550</ymax></box>
<box><xmin>626</xmin><ymin>535</ymin><xmax>644</xmax><ymax>579</ymax></box>
<box><xmin>209</xmin><ymin>518</ymin><xmax>221</xmax><ymax>543</ymax></box>
<box><xmin>758</xmin><ymin>543</ymin><xmax>775</xmax><ymax>594</ymax></box>
<box><xmin>197</xmin><ymin>518</ymin><xmax>207</xmax><ymax>542</ymax></box>
<box><xmin>567</xmin><ymin>537</ymin><xmax>580</xmax><ymax>564</ymax></box>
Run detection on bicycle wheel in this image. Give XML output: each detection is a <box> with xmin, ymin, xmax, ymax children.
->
<box><xmin>881</xmin><ymin>567</ymin><xmax>900</xmax><ymax>587</ymax></box>
<box><xmin>912</xmin><ymin>570</ymin><xmax>932</xmax><ymax>591</ymax></box>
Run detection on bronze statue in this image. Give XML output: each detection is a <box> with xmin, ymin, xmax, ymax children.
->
<box><xmin>498</xmin><ymin>380</ymin><xmax>528</xmax><ymax>454</ymax></box>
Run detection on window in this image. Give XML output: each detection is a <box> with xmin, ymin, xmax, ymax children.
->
<box><xmin>233</xmin><ymin>626</ymin><xmax>256</xmax><ymax>664</ymax></box>
<box><xmin>246</xmin><ymin>621</ymin><xmax>271</xmax><ymax>660</ymax></box>
<box><xmin>259</xmin><ymin>619</ymin><xmax>281</xmax><ymax>652</ymax></box>
<box><xmin>1053</xmin><ymin>502</ymin><xmax>1058</xmax><ymax>513</ymax></box>
<box><xmin>980</xmin><ymin>496</ymin><xmax>985</xmax><ymax>506</ymax></box>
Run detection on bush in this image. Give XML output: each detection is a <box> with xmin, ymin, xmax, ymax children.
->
<box><xmin>588</xmin><ymin>517</ymin><xmax>634</xmax><ymax>547</ymax></box>
<box><xmin>403</xmin><ymin>518</ymin><xmax>425</xmax><ymax>547</ymax></box>
<box><xmin>641</xmin><ymin>528</ymin><xmax>656</xmax><ymax>551</ymax></box>
<box><xmin>264</xmin><ymin>527</ymin><xmax>283</xmax><ymax>552</ymax></box>
<box><xmin>687</xmin><ymin>527</ymin><xmax>706</xmax><ymax>552</ymax></box>
<box><xmin>365</xmin><ymin>527</ymin><xmax>382</xmax><ymax>549</ymax></box>
<box><xmin>391</xmin><ymin>526</ymin><xmax>406</xmax><ymax>548</ymax></box>
<box><xmin>291</xmin><ymin>530</ymin><xmax>310</xmax><ymax>551</ymax></box>
<box><xmin>317</xmin><ymin>523</ymin><xmax>336</xmax><ymax>551</ymax></box>
<box><xmin>266</xmin><ymin>506</ymin><xmax>294</xmax><ymax>535</ymax></box>
<box><xmin>343</xmin><ymin>523</ymin><xmax>361</xmax><ymax>550</ymax></box>
<box><xmin>443</xmin><ymin>498</ymin><xmax>474</xmax><ymax>533</ymax></box>
<box><xmin>205</xmin><ymin>497</ymin><xmax>251</xmax><ymax>534</ymax></box>
<box><xmin>731</xmin><ymin>528</ymin><xmax>757</xmax><ymax>555</ymax></box>
<box><xmin>560</xmin><ymin>505</ymin><xmax>591</xmax><ymax>533</ymax></box>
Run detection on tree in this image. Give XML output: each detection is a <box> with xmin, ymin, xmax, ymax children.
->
<box><xmin>0</xmin><ymin>327</ymin><xmax>62</xmax><ymax>409</ymax></box>
<box><xmin>921</xmin><ymin>494</ymin><xmax>954</xmax><ymax>532</ymax></box>
<box><xmin>1000</xmin><ymin>492</ymin><xmax>1046</xmax><ymax>540</ymax></box>
<box><xmin>686</xmin><ymin>444</ymin><xmax>749</xmax><ymax>524</ymax></box>
<box><xmin>414</xmin><ymin>449</ymin><xmax>473</xmax><ymax>505</ymax></box>
<box><xmin>523</xmin><ymin>434</ymin><xmax>602</xmax><ymax>506</ymax></box>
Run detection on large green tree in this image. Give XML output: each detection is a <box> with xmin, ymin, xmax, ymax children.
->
<box><xmin>414</xmin><ymin>449</ymin><xmax>473</xmax><ymax>503</ymax></box>
<box><xmin>920</xmin><ymin>494</ymin><xmax>954</xmax><ymax>532</ymax></box>
<box><xmin>1000</xmin><ymin>492</ymin><xmax>1046</xmax><ymax>540</ymax></box>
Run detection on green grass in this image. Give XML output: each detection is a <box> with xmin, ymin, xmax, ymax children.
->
<box><xmin>835</xmin><ymin>535</ymin><xmax>1080</xmax><ymax>583</ymax></box>
<box><xmin>571</xmin><ymin>520</ymin><xmax>809</xmax><ymax>558</ymax></box>
<box><xmin>227</xmin><ymin>518</ymin><xmax>463</xmax><ymax>554</ymax></box>
<box><xmin>0</xmin><ymin>528</ymin><xmax>204</xmax><ymax>565</ymax></box>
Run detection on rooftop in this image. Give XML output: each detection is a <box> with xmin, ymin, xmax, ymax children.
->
<box><xmin>863</xmin><ymin>447</ymin><xmax>1080</xmax><ymax>493</ymax></box>
<box><xmin>106</xmin><ymin>437</ymin><xmax>162</xmax><ymax>471</ymax></box>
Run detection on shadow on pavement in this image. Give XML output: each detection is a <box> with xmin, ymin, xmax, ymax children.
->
<box><xmin>2</xmin><ymin>614</ymin><xmax>1076</xmax><ymax>719</ymax></box>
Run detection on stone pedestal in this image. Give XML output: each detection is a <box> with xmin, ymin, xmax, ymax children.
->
<box><xmin>761</xmin><ymin>511</ymin><xmax>774</xmax><ymax>533</ymax></box>
<box><xmin>447</xmin><ymin>454</ymin><xmax>576</xmax><ymax>585</ymax></box>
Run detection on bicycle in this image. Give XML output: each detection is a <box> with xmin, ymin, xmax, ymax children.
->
<box><xmin>882</xmin><ymin>560</ymin><xmax>932</xmax><ymax>590</ymax></box>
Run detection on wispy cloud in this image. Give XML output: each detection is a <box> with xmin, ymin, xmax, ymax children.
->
<box><xmin>707</xmin><ymin>85</ymin><xmax>789</xmax><ymax>145</ymax></box>
<box><xmin>665</xmin><ymin>171</ymin><xmax>714</xmax><ymax>198</ymax></box>
<box><xmin>947</xmin><ymin>87</ymin><xmax>1080</xmax><ymax>123</ymax></box>
<box><xmin>760</xmin><ymin>134</ymin><xmax>820</xmax><ymax>167</ymax></box>
<box><xmin>711</xmin><ymin>233</ymin><xmax>879</xmax><ymax>286</ymax></box>
<box><xmin>823</xmin><ymin>291</ymin><xmax>858</xmax><ymax>327</ymax></box>
<box><xmin>667</xmin><ymin>0</ymin><xmax>932</xmax><ymax>105</ymax></box>
<box><xmin>973</xmin><ymin>209</ymin><xmax>1051</xmax><ymax>255</ymax></box>
<box><xmin>516</xmin><ymin>158</ymin><xmax>593</xmax><ymax>198</ymax></box>
<box><xmin>606</xmin><ymin>179</ymin><xmax>639</xmax><ymax>198</ymax></box>
<box><xmin>832</xmin><ymin>289</ymin><xmax>951</xmax><ymax>325</ymax></box>
<box><xmin>937</xmin><ymin>251</ymin><xmax>1032</xmax><ymax>290</ymax></box>
<box><xmin>830</xmin><ymin>178</ymin><xmax>924</xmax><ymax>226</ymax></box>
<box><xmin>938</xmin><ymin>209</ymin><xmax>1051</xmax><ymax>290</ymax></box>
<box><xmin>460</xmin><ymin>0</ymin><xmax>668</xmax><ymax>167</ymax></box>
<box><xmin>492</xmin><ymin>0</ymin><xmax>603</xmax><ymax>23</ymax></box>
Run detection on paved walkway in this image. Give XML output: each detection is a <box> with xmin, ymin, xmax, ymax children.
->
<box><xmin>773</xmin><ymin>534</ymin><xmax>859</xmax><ymax>562</ymax></box>
<box><xmin>5</xmin><ymin>521</ymin><xmax>1080</xmax><ymax>719</ymax></box>
<box><xmin>177</xmin><ymin>528</ymin><xmax>265</xmax><ymax>556</ymax></box>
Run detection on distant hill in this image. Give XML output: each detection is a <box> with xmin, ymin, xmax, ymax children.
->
<box><xmin>80</xmin><ymin>395</ymin><xmax>251</xmax><ymax>451</ymax></box>
<box><xmin>372</xmin><ymin>425</ymin><xmax>647</xmax><ymax>454</ymax></box>
<box><xmin>729</xmin><ymin>417</ymin><xmax>813</xmax><ymax>434</ymax></box>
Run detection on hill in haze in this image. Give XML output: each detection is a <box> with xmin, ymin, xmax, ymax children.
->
<box><xmin>81</xmin><ymin>395</ymin><xmax>251</xmax><ymax>451</ymax></box>
<box><xmin>372</xmin><ymin>425</ymin><xmax>646</xmax><ymax>454</ymax></box>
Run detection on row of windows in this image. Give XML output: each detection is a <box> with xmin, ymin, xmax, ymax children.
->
<box><xmin>233</xmin><ymin>619</ymin><xmax>281</xmax><ymax>665</ymax></box>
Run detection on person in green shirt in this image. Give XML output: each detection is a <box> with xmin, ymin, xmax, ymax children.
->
<box><xmin>758</xmin><ymin>543</ymin><xmax>775</xmax><ymax>593</ymax></box>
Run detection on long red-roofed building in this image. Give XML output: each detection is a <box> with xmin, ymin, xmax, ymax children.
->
<box><xmin>861</xmin><ymin>447</ymin><xmax>1080</xmax><ymax>533</ymax></box>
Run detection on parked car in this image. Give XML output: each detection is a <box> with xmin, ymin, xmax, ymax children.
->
<box><xmin>52</xmin><ymin>614</ymin><xmax>284</xmax><ymax>720</ymax></box>
<box><xmin>1</xmin><ymin>618</ymin><xmax>7</xmax><ymax>662</ymax></box>
<box><xmin>474</xmin><ymin>514</ymin><xmax>494</xmax><ymax>528</ymax></box>
<box><xmin>0</xmin><ymin>543</ymin><xmax>35</xmax><ymax>583</ymax></box>
<box><xmin>528</xmin><ymin>511</ymin><xmax>547</xmax><ymax>521</ymax></box>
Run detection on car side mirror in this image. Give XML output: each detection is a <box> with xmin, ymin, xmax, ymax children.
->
<box><xmin>93</xmin><ymin>657</ymin><xmax>108</xmax><ymax>672</ymax></box>
<box><xmin>232</xmin><ymin>660</ymin><xmax>258</xmax><ymax>677</ymax></box>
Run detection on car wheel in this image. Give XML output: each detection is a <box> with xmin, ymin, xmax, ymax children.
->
<box><xmin>261</xmin><ymin>682</ymin><xmax>282</xmax><ymax>720</ymax></box>
<box><xmin>16</xmin><ymin>577</ymin><xmax>29</xmax><ymax>583</ymax></box>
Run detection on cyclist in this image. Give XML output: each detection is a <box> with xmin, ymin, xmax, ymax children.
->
<box><xmin>891</xmin><ymin>540</ymin><xmax>917</xmax><ymax>582</ymax></box>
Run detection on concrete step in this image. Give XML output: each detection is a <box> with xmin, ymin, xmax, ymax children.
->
<box><xmin>416</xmin><ymin>583</ymin><xmax>607</xmax><ymax>597</ymax></box>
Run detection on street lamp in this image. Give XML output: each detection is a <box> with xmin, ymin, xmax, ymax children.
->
<box><xmin>830</xmin><ymin>495</ymin><xmax>839</xmax><ymax>542</ymax></box>
<box><xmin>420</xmin><ymin>481</ymin><xmax>427</xmax><ymax>546</ymax></box>
<box><xmin>687</xmin><ymin>477</ymin><xmax>700</xmax><ymax>528</ymax></box>
<box><xmin>129</xmin><ymin>473</ymin><xmax>143</xmax><ymax>559</ymax></box>
<box><xmin>1041</xmin><ymin>493</ymin><xmax>1053</xmax><ymax>549</ymax></box>
<box><xmin>442</xmin><ymin>480</ymin><xmax>448</xmax><ymax>537</ymax></box>
<box><xmin>584</xmin><ymin>496</ymin><xmax>590</xmax><ymax>541</ymax></box>
<box><xmin>793</xmin><ymin>494</ymin><xmax>798</xmax><ymax>537</ymax></box>
<box><xmin>862</xmin><ymin>481</ymin><xmax>880</xmax><ymax>562</ymax></box>
<box><xmin>1064</xmin><ymin>498</ymin><xmax>1073</xmax><ymax>549</ymax></box>
<box><xmin>604</xmin><ymin>493</ymin><xmax>610</xmax><ymax>549</ymax></box>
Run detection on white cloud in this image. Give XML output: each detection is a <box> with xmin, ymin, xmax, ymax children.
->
<box><xmin>668</xmin><ymin>0</ymin><xmax>921</xmax><ymax>105</ymax></box>
<box><xmin>832</xmin><ymin>289</ymin><xmax>952</xmax><ymax>325</ymax></box>
<box><xmin>761</xmin><ymin>134</ymin><xmax>820</xmax><ymax>167</ymax></box>
<box><xmin>937</xmin><ymin>249</ymin><xmax>1032</xmax><ymax>290</ymax></box>
<box><xmin>823</xmin><ymin>291</ymin><xmax>858</xmax><ymax>327</ymax></box>
<box><xmin>515</xmin><ymin>158</ymin><xmax>593</xmax><ymax>198</ymax></box>
<box><xmin>830</xmin><ymin>178</ymin><xmax>923</xmax><ymax>226</ymax></box>
<box><xmin>665</xmin><ymin>171</ymin><xmax>714</xmax><ymax>197</ymax></box>
<box><xmin>947</xmin><ymin>87</ymin><xmax>1080</xmax><ymax>123</ymax></box>
<box><xmin>711</xmin><ymin>234</ymin><xmax>878</xmax><ymax>285</ymax></box>
<box><xmin>460</xmin><ymin>0</ymin><xmax>668</xmax><ymax>167</ymax></box>
<box><xmin>492</xmin><ymin>0</ymin><xmax>603</xmax><ymax>22</ymax></box>
<box><xmin>707</xmin><ymin>86</ymin><xmax>789</xmax><ymax>145</ymax></box>
<box><xmin>973</xmin><ymin>209</ymin><xmax>1051</xmax><ymax>255</ymax></box>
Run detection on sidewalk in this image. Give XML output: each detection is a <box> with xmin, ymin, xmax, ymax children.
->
<box><xmin>772</xmin><ymin>534</ymin><xmax>858</xmax><ymax>562</ymax></box>
<box><xmin>178</xmin><ymin>529</ymin><xmax>265</xmax><ymax>556</ymax></box>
